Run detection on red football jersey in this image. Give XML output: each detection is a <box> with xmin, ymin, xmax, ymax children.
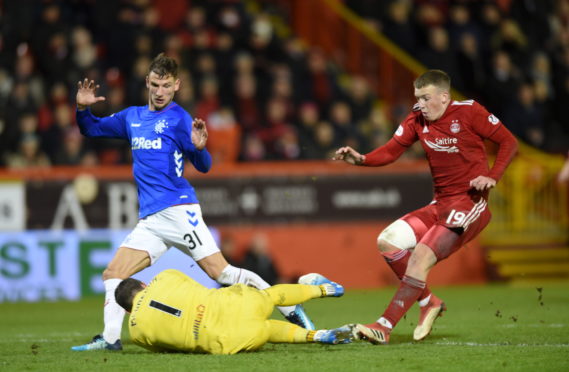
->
<box><xmin>394</xmin><ymin>99</ymin><xmax>502</xmax><ymax>198</ymax></box>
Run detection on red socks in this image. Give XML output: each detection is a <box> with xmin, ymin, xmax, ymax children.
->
<box><xmin>382</xmin><ymin>249</ymin><xmax>431</xmax><ymax>301</ymax></box>
<box><xmin>382</xmin><ymin>275</ymin><xmax>426</xmax><ymax>327</ymax></box>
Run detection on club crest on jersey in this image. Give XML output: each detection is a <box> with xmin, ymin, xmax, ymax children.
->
<box><xmin>488</xmin><ymin>114</ymin><xmax>499</xmax><ymax>125</ymax></box>
<box><xmin>450</xmin><ymin>119</ymin><xmax>461</xmax><ymax>133</ymax></box>
<box><xmin>154</xmin><ymin>119</ymin><xmax>169</xmax><ymax>134</ymax></box>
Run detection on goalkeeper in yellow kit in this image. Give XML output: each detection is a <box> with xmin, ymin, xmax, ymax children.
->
<box><xmin>115</xmin><ymin>269</ymin><xmax>351</xmax><ymax>354</ymax></box>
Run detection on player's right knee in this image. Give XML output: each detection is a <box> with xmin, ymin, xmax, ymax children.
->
<box><xmin>377</xmin><ymin>220</ymin><xmax>417</xmax><ymax>252</ymax></box>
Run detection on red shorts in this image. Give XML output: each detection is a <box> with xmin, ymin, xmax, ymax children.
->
<box><xmin>401</xmin><ymin>193</ymin><xmax>491</xmax><ymax>261</ymax></box>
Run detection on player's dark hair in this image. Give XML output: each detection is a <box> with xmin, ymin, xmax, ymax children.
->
<box><xmin>115</xmin><ymin>278</ymin><xmax>145</xmax><ymax>312</ymax></box>
<box><xmin>149</xmin><ymin>53</ymin><xmax>178</xmax><ymax>79</ymax></box>
<box><xmin>414</xmin><ymin>69</ymin><xmax>451</xmax><ymax>91</ymax></box>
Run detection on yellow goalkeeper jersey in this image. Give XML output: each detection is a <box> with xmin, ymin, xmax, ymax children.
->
<box><xmin>128</xmin><ymin>269</ymin><xmax>273</xmax><ymax>354</ymax></box>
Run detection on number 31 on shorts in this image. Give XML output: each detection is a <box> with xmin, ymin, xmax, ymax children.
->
<box><xmin>446</xmin><ymin>209</ymin><xmax>466</xmax><ymax>227</ymax></box>
<box><xmin>184</xmin><ymin>231</ymin><xmax>203</xmax><ymax>250</ymax></box>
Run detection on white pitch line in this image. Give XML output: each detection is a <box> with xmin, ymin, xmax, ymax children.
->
<box><xmin>426</xmin><ymin>341</ymin><xmax>569</xmax><ymax>348</ymax></box>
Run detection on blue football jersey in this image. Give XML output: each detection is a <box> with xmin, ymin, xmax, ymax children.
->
<box><xmin>76</xmin><ymin>102</ymin><xmax>212</xmax><ymax>218</ymax></box>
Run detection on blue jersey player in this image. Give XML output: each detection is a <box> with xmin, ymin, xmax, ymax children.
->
<box><xmin>71</xmin><ymin>53</ymin><xmax>315</xmax><ymax>351</ymax></box>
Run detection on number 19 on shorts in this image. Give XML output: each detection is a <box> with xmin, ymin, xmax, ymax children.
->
<box><xmin>446</xmin><ymin>209</ymin><xmax>466</xmax><ymax>227</ymax></box>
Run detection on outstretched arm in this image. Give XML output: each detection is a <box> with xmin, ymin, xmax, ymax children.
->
<box><xmin>334</xmin><ymin>138</ymin><xmax>407</xmax><ymax>166</ymax></box>
<box><xmin>470</xmin><ymin>125</ymin><xmax>518</xmax><ymax>191</ymax></box>
<box><xmin>75</xmin><ymin>79</ymin><xmax>127</xmax><ymax>138</ymax></box>
<box><xmin>76</xmin><ymin>78</ymin><xmax>106</xmax><ymax>111</ymax></box>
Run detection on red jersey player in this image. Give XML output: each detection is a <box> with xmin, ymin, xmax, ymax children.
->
<box><xmin>334</xmin><ymin>69</ymin><xmax>518</xmax><ymax>344</ymax></box>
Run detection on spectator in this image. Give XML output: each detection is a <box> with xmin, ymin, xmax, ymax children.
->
<box><xmin>70</xmin><ymin>26</ymin><xmax>98</xmax><ymax>73</ymax></box>
<box><xmin>37</xmin><ymin>81</ymin><xmax>70</xmax><ymax>132</ymax></box>
<box><xmin>274</xmin><ymin>128</ymin><xmax>301</xmax><ymax>160</ymax></box>
<box><xmin>346</xmin><ymin>76</ymin><xmax>374</xmax><ymax>125</ymax></box>
<box><xmin>509</xmin><ymin>0</ymin><xmax>553</xmax><ymax>52</ymax></box>
<box><xmin>456</xmin><ymin>32</ymin><xmax>486</xmax><ymax>99</ymax></box>
<box><xmin>490</xmin><ymin>18</ymin><xmax>529</xmax><ymax>71</ymax></box>
<box><xmin>259</xmin><ymin>97</ymin><xmax>294</xmax><ymax>159</ymax></box>
<box><xmin>360</xmin><ymin>104</ymin><xmax>393</xmax><ymax>152</ymax></box>
<box><xmin>53</xmin><ymin>127</ymin><xmax>97</xmax><ymax>166</ymax></box>
<box><xmin>418</xmin><ymin>26</ymin><xmax>463</xmax><ymax>90</ymax></box>
<box><xmin>533</xmin><ymin>79</ymin><xmax>564</xmax><ymax>153</ymax></box>
<box><xmin>241</xmin><ymin>134</ymin><xmax>267</xmax><ymax>162</ymax></box>
<box><xmin>175</xmin><ymin>68</ymin><xmax>196</xmax><ymax>113</ymax></box>
<box><xmin>503</xmin><ymin>82</ymin><xmax>545</xmax><ymax>149</ymax></box>
<box><xmin>270</xmin><ymin>63</ymin><xmax>296</xmax><ymax>119</ymax></box>
<box><xmin>296</xmin><ymin>102</ymin><xmax>320</xmax><ymax>158</ymax></box>
<box><xmin>300</xmin><ymin>48</ymin><xmax>339</xmax><ymax>113</ymax></box>
<box><xmin>483</xmin><ymin>50</ymin><xmax>521</xmax><ymax>118</ymax></box>
<box><xmin>6</xmin><ymin>133</ymin><xmax>51</xmax><ymax>169</ymax></box>
<box><xmin>476</xmin><ymin>2</ymin><xmax>503</xmax><ymax>59</ymax></box>
<box><xmin>303</xmin><ymin>121</ymin><xmax>338</xmax><ymax>160</ymax></box>
<box><xmin>241</xmin><ymin>233</ymin><xmax>282</xmax><ymax>285</ymax></box>
<box><xmin>39</xmin><ymin>32</ymin><xmax>72</xmax><ymax>87</ymax></box>
<box><xmin>530</xmin><ymin>51</ymin><xmax>554</xmax><ymax>98</ymax></box>
<box><xmin>40</xmin><ymin>102</ymin><xmax>74</xmax><ymax>162</ymax></box>
<box><xmin>214</xmin><ymin>32</ymin><xmax>237</xmax><ymax>104</ymax></box>
<box><xmin>329</xmin><ymin>100</ymin><xmax>361</xmax><ymax>149</ymax></box>
<box><xmin>381</xmin><ymin>0</ymin><xmax>415</xmax><ymax>53</ymax></box>
<box><xmin>195</xmin><ymin>75</ymin><xmax>221</xmax><ymax>121</ymax></box>
<box><xmin>16</xmin><ymin>111</ymin><xmax>39</xmax><ymax>143</ymax></box>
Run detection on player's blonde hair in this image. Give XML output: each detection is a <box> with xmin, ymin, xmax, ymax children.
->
<box><xmin>414</xmin><ymin>70</ymin><xmax>451</xmax><ymax>92</ymax></box>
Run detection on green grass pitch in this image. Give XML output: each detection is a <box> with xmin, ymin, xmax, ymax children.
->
<box><xmin>1</xmin><ymin>284</ymin><xmax>568</xmax><ymax>371</ymax></box>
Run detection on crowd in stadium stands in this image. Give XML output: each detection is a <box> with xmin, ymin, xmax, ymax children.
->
<box><xmin>0</xmin><ymin>0</ymin><xmax>568</xmax><ymax>169</ymax></box>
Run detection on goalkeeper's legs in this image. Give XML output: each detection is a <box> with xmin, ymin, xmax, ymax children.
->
<box><xmin>267</xmin><ymin>320</ymin><xmax>352</xmax><ymax>345</ymax></box>
<box><xmin>216</xmin><ymin>264</ymin><xmax>296</xmax><ymax>315</ymax></box>
<box><xmin>264</xmin><ymin>280</ymin><xmax>343</xmax><ymax>306</ymax></box>
<box><xmin>267</xmin><ymin>320</ymin><xmax>311</xmax><ymax>343</ymax></box>
<box><xmin>212</xmin><ymin>259</ymin><xmax>315</xmax><ymax>329</ymax></box>
<box><xmin>263</xmin><ymin>281</ymin><xmax>343</xmax><ymax>331</ymax></box>
<box><xmin>264</xmin><ymin>284</ymin><xmax>323</xmax><ymax>306</ymax></box>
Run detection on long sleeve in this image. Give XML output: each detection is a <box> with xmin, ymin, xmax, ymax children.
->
<box><xmin>362</xmin><ymin>138</ymin><xmax>408</xmax><ymax>166</ymax></box>
<box><xmin>188</xmin><ymin>148</ymin><xmax>212</xmax><ymax>173</ymax></box>
<box><xmin>486</xmin><ymin>125</ymin><xmax>518</xmax><ymax>181</ymax></box>
<box><xmin>175</xmin><ymin>113</ymin><xmax>212</xmax><ymax>173</ymax></box>
<box><xmin>76</xmin><ymin>108</ymin><xmax>128</xmax><ymax>139</ymax></box>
